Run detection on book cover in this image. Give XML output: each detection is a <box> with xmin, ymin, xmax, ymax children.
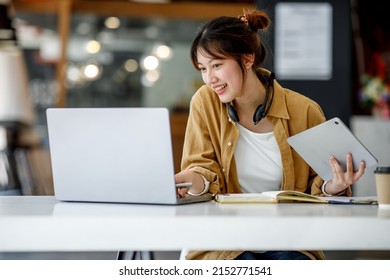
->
<box><xmin>215</xmin><ymin>191</ymin><xmax>329</xmax><ymax>204</ymax></box>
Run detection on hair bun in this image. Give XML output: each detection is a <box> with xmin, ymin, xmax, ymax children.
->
<box><xmin>240</xmin><ymin>9</ymin><xmax>270</xmax><ymax>33</ymax></box>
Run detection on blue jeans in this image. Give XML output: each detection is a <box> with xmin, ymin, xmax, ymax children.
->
<box><xmin>235</xmin><ymin>251</ymin><xmax>311</xmax><ymax>260</ymax></box>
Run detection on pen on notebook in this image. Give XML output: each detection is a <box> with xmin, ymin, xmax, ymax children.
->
<box><xmin>175</xmin><ymin>182</ymin><xmax>192</xmax><ymax>188</ymax></box>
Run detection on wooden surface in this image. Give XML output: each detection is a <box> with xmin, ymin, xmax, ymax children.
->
<box><xmin>12</xmin><ymin>1</ymin><xmax>254</xmax><ymax>20</ymax></box>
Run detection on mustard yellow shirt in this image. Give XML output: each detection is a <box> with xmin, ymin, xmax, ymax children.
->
<box><xmin>181</xmin><ymin>74</ymin><xmax>351</xmax><ymax>260</ymax></box>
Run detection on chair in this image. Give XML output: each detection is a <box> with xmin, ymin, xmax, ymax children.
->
<box><xmin>116</xmin><ymin>251</ymin><xmax>154</xmax><ymax>260</ymax></box>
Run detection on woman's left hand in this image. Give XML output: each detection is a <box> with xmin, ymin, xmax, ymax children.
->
<box><xmin>324</xmin><ymin>153</ymin><xmax>366</xmax><ymax>195</ymax></box>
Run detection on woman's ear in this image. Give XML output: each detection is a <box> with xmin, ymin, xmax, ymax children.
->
<box><xmin>243</xmin><ymin>54</ymin><xmax>255</xmax><ymax>68</ymax></box>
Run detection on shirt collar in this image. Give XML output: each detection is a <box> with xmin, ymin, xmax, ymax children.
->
<box><xmin>267</xmin><ymin>79</ymin><xmax>290</xmax><ymax>120</ymax></box>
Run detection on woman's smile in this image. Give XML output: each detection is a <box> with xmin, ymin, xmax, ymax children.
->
<box><xmin>213</xmin><ymin>83</ymin><xmax>228</xmax><ymax>95</ymax></box>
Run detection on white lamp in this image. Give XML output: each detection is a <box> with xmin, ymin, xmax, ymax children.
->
<box><xmin>0</xmin><ymin>1</ymin><xmax>35</xmax><ymax>126</ymax></box>
<box><xmin>0</xmin><ymin>45</ymin><xmax>35</xmax><ymax>125</ymax></box>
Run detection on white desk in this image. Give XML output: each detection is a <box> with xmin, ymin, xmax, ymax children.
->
<box><xmin>1</xmin><ymin>196</ymin><xmax>389</xmax><ymax>252</ymax></box>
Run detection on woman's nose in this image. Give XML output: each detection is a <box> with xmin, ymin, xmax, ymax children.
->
<box><xmin>205</xmin><ymin>71</ymin><xmax>217</xmax><ymax>85</ymax></box>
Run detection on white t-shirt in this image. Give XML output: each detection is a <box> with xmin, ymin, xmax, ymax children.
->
<box><xmin>235</xmin><ymin>124</ymin><xmax>283</xmax><ymax>193</ymax></box>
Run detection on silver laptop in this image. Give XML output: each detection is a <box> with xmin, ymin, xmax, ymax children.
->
<box><xmin>46</xmin><ymin>107</ymin><xmax>213</xmax><ymax>205</ymax></box>
<box><xmin>287</xmin><ymin>117</ymin><xmax>378</xmax><ymax>181</ymax></box>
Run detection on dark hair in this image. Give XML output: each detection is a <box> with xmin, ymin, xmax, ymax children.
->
<box><xmin>190</xmin><ymin>9</ymin><xmax>270</xmax><ymax>79</ymax></box>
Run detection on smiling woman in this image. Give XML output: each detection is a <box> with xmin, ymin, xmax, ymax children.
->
<box><xmin>174</xmin><ymin>7</ymin><xmax>367</xmax><ymax>261</ymax></box>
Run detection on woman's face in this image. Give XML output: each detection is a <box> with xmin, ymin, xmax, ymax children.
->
<box><xmin>196</xmin><ymin>50</ymin><xmax>244</xmax><ymax>103</ymax></box>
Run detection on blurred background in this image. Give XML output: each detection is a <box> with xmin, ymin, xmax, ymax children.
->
<box><xmin>0</xmin><ymin>0</ymin><xmax>389</xmax><ymax>260</ymax></box>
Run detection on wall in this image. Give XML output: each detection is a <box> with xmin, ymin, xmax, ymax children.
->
<box><xmin>351</xmin><ymin>116</ymin><xmax>390</xmax><ymax>196</ymax></box>
<box><xmin>257</xmin><ymin>0</ymin><xmax>352</xmax><ymax>125</ymax></box>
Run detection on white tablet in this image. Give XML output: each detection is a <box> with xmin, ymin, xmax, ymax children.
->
<box><xmin>287</xmin><ymin>117</ymin><xmax>378</xmax><ymax>181</ymax></box>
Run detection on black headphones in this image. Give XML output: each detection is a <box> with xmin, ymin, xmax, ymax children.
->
<box><xmin>226</xmin><ymin>72</ymin><xmax>275</xmax><ymax>125</ymax></box>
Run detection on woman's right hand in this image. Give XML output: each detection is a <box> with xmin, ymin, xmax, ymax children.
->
<box><xmin>175</xmin><ymin>169</ymin><xmax>205</xmax><ymax>198</ymax></box>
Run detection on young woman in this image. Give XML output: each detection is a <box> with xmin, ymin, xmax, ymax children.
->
<box><xmin>174</xmin><ymin>9</ymin><xmax>365</xmax><ymax>260</ymax></box>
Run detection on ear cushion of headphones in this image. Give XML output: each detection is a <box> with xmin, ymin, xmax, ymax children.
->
<box><xmin>253</xmin><ymin>103</ymin><xmax>266</xmax><ymax>124</ymax></box>
<box><xmin>253</xmin><ymin>74</ymin><xmax>274</xmax><ymax>124</ymax></box>
<box><xmin>226</xmin><ymin>103</ymin><xmax>240</xmax><ymax>123</ymax></box>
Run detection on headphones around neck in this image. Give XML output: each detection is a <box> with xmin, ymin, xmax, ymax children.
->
<box><xmin>226</xmin><ymin>72</ymin><xmax>275</xmax><ymax>125</ymax></box>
